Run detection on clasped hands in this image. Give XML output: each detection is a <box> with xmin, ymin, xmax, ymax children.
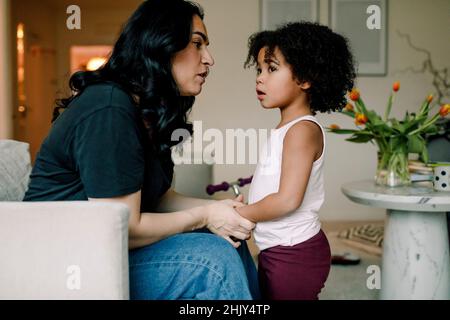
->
<box><xmin>204</xmin><ymin>194</ymin><xmax>254</xmax><ymax>248</ymax></box>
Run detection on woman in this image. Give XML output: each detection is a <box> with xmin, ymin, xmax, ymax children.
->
<box><xmin>23</xmin><ymin>0</ymin><xmax>259</xmax><ymax>300</ymax></box>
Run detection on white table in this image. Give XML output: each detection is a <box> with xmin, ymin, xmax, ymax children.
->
<box><xmin>341</xmin><ymin>180</ymin><xmax>450</xmax><ymax>300</ymax></box>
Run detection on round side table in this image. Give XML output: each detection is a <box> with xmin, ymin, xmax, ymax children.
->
<box><xmin>342</xmin><ymin>180</ymin><xmax>450</xmax><ymax>300</ymax></box>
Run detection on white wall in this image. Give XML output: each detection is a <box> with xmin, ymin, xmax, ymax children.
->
<box><xmin>190</xmin><ymin>0</ymin><xmax>450</xmax><ymax>221</ymax></box>
<box><xmin>0</xmin><ymin>0</ymin><xmax>12</xmax><ymax>139</ymax></box>
<box><xmin>3</xmin><ymin>0</ymin><xmax>447</xmax><ymax>220</ymax></box>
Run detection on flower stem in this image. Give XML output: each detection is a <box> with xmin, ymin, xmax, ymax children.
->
<box><xmin>384</xmin><ymin>94</ymin><xmax>393</xmax><ymax>121</ymax></box>
<box><xmin>408</xmin><ymin>113</ymin><xmax>439</xmax><ymax>136</ymax></box>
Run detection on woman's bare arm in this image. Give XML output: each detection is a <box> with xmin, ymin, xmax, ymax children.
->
<box><xmin>156</xmin><ymin>188</ymin><xmax>215</xmax><ymax>212</ymax></box>
<box><xmin>89</xmin><ymin>190</ymin><xmax>254</xmax><ymax>249</ymax></box>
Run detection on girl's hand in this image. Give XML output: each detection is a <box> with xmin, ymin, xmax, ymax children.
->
<box><xmin>204</xmin><ymin>200</ymin><xmax>255</xmax><ymax>248</ymax></box>
<box><xmin>234</xmin><ymin>194</ymin><xmax>244</xmax><ymax>203</ymax></box>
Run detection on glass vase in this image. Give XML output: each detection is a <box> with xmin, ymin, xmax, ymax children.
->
<box><xmin>375</xmin><ymin>150</ymin><xmax>411</xmax><ymax>187</ymax></box>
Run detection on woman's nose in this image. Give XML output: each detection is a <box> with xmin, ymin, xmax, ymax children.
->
<box><xmin>202</xmin><ymin>48</ymin><xmax>214</xmax><ymax>66</ymax></box>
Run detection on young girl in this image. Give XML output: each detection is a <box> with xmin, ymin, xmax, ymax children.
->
<box><xmin>237</xmin><ymin>22</ymin><xmax>356</xmax><ymax>300</ymax></box>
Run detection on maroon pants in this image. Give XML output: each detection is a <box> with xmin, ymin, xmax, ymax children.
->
<box><xmin>258</xmin><ymin>229</ymin><xmax>331</xmax><ymax>300</ymax></box>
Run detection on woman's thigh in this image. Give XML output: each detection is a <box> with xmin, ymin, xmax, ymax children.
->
<box><xmin>129</xmin><ymin>232</ymin><xmax>254</xmax><ymax>300</ymax></box>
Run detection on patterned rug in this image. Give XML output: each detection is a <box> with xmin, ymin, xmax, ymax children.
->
<box><xmin>337</xmin><ymin>224</ymin><xmax>384</xmax><ymax>256</ymax></box>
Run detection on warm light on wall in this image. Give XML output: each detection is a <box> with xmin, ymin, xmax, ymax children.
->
<box><xmin>70</xmin><ymin>46</ymin><xmax>112</xmax><ymax>73</ymax></box>
<box><xmin>17</xmin><ymin>23</ymin><xmax>26</xmax><ymax>114</ymax></box>
<box><xmin>17</xmin><ymin>24</ymin><xmax>24</xmax><ymax>39</ymax></box>
<box><xmin>86</xmin><ymin>57</ymin><xmax>107</xmax><ymax>71</ymax></box>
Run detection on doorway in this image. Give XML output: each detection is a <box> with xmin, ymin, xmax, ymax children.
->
<box><xmin>11</xmin><ymin>0</ymin><xmax>57</xmax><ymax>163</ymax></box>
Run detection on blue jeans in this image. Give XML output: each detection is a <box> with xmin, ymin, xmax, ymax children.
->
<box><xmin>129</xmin><ymin>232</ymin><xmax>260</xmax><ymax>300</ymax></box>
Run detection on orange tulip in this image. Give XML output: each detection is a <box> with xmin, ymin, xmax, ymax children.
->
<box><xmin>392</xmin><ymin>81</ymin><xmax>400</xmax><ymax>92</ymax></box>
<box><xmin>426</xmin><ymin>94</ymin><xmax>433</xmax><ymax>103</ymax></box>
<box><xmin>349</xmin><ymin>89</ymin><xmax>360</xmax><ymax>101</ymax></box>
<box><xmin>440</xmin><ymin>104</ymin><xmax>450</xmax><ymax>117</ymax></box>
<box><xmin>355</xmin><ymin>113</ymin><xmax>368</xmax><ymax>125</ymax></box>
<box><xmin>329</xmin><ymin>124</ymin><xmax>341</xmax><ymax>130</ymax></box>
<box><xmin>344</xmin><ymin>103</ymin><xmax>354</xmax><ymax>112</ymax></box>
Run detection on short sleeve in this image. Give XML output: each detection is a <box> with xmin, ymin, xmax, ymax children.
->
<box><xmin>73</xmin><ymin>106</ymin><xmax>145</xmax><ymax>198</ymax></box>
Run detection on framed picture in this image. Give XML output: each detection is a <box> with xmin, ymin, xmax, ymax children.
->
<box><xmin>261</xmin><ymin>0</ymin><xmax>319</xmax><ymax>30</ymax></box>
<box><xmin>330</xmin><ymin>0</ymin><xmax>387</xmax><ymax>76</ymax></box>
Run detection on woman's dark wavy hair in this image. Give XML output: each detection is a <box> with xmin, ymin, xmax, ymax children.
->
<box><xmin>244</xmin><ymin>22</ymin><xmax>356</xmax><ymax>114</ymax></box>
<box><xmin>53</xmin><ymin>0</ymin><xmax>204</xmax><ymax>154</ymax></box>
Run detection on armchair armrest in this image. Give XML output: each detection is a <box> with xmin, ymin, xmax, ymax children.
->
<box><xmin>0</xmin><ymin>201</ymin><xmax>130</xmax><ymax>300</ymax></box>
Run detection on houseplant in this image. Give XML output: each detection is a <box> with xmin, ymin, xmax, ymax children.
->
<box><xmin>327</xmin><ymin>82</ymin><xmax>450</xmax><ymax>187</ymax></box>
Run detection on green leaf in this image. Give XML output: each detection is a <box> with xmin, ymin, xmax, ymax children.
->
<box><xmin>391</xmin><ymin>119</ymin><xmax>406</xmax><ymax>133</ymax></box>
<box><xmin>418</xmin><ymin>99</ymin><xmax>430</xmax><ymax>117</ymax></box>
<box><xmin>424</xmin><ymin>124</ymin><xmax>439</xmax><ymax>134</ymax></box>
<box><xmin>389</xmin><ymin>136</ymin><xmax>408</xmax><ymax>153</ymax></box>
<box><xmin>346</xmin><ymin>134</ymin><xmax>374</xmax><ymax>143</ymax></box>
<box><xmin>372</xmin><ymin>122</ymin><xmax>393</xmax><ymax>135</ymax></box>
<box><xmin>327</xmin><ymin>128</ymin><xmax>359</xmax><ymax>134</ymax></box>
<box><xmin>421</xmin><ymin>147</ymin><xmax>429</xmax><ymax>163</ymax></box>
<box><xmin>408</xmin><ymin>135</ymin><xmax>425</xmax><ymax>154</ymax></box>
<box><xmin>356</xmin><ymin>98</ymin><xmax>369</xmax><ymax>116</ymax></box>
<box><xmin>416</xmin><ymin>114</ymin><xmax>428</xmax><ymax>126</ymax></box>
<box><xmin>353</xmin><ymin>99</ymin><xmax>363</xmax><ymax>114</ymax></box>
<box><xmin>341</xmin><ymin>110</ymin><xmax>356</xmax><ymax>118</ymax></box>
<box><xmin>402</xmin><ymin>116</ymin><xmax>427</xmax><ymax>133</ymax></box>
<box><xmin>367</xmin><ymin>110</ymin><xmax>383</xmax><ymax>126</ymax></box>
<box><xmin>353</xmin><ymin>130</ymin><xmax>374</xmax><ymax>135</ymax></box>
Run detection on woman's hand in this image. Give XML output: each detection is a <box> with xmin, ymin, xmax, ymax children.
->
<box><xmin>204</xmin><ymin>200</ymin><xmax>255</xmax><ymax>248</ymax></box>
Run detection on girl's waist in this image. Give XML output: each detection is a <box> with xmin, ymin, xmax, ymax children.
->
<box><xmin>256</xmin><ymin>209</ymin><xmax>320</xmax><ymax>228</ymax></box>
<box><xmin>254</xmin><ymin>218</ymin><xmax>322</xmax><ymax>250</ymax></box>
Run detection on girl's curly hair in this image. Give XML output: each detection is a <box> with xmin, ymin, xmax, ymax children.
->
<box><xmin>245</xmin><ymin>22</ymin><xmax>356</xmax><ymax>114</ymax></box>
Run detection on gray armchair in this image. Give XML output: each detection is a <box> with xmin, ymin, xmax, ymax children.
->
<box><xmin>0</xmin><ymin>140</ymin><xmax>130</xmax><ymax>299</ymax></box>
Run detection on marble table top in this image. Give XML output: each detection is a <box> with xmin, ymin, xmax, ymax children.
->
<box><xmin>341</xmin><ymin>180</ymin><xmax>450</xmax><ymax>212</ymax></box>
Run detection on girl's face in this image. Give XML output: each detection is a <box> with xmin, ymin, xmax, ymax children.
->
<box><xmin>255</xmin><ymin>46</ymin><xmax>309</xmax><ymax>109</ymax></box>
<box><xmin>171</xmin><ymin>15</ymin><xmax>214</xmax><ymax>96</ymax></box>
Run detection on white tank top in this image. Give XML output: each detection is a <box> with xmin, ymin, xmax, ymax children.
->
<box><xmin>248</xmin><ymin>115</ymin><xmax>325</xmax><ymax>251</ymax></box>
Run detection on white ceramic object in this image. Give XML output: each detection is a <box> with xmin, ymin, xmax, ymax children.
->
<box><xmin>433</xmin><ymin>166</ymin><xmax>450</xmax><ymax>192</ymax></box>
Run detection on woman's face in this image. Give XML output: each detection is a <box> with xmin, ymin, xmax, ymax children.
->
<box><xmin>171</xmin><ymin>15</ymin><xmax>214</xmax><ymax>96</ymax></box>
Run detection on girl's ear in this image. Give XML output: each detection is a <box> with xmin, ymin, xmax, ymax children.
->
<box><xmin>295</xmin><ymin>79</ymin><xmax>311</xmax><ymax>90</ymax></box>
<box><xmin>296</xmin><ymin>80</ymin><xmax>311</xmax><ymax>90</ymax></box>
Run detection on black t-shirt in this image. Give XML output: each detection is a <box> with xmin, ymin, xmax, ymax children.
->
<box><xmin>23</xmin><ymin>82</ymin><xmax>174</xmax><ymax>212</ymax></box>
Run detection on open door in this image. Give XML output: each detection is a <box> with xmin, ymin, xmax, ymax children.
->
<box><xmin>11</xmin><ymin>0</ymin><xmax>57</xmax><ymax>163</ymax></box>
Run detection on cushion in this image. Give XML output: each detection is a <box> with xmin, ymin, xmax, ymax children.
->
<box><xmin>0</xmin><ymin>139</ymin><xmax>32</xmax><ymax>201</ymax></box>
